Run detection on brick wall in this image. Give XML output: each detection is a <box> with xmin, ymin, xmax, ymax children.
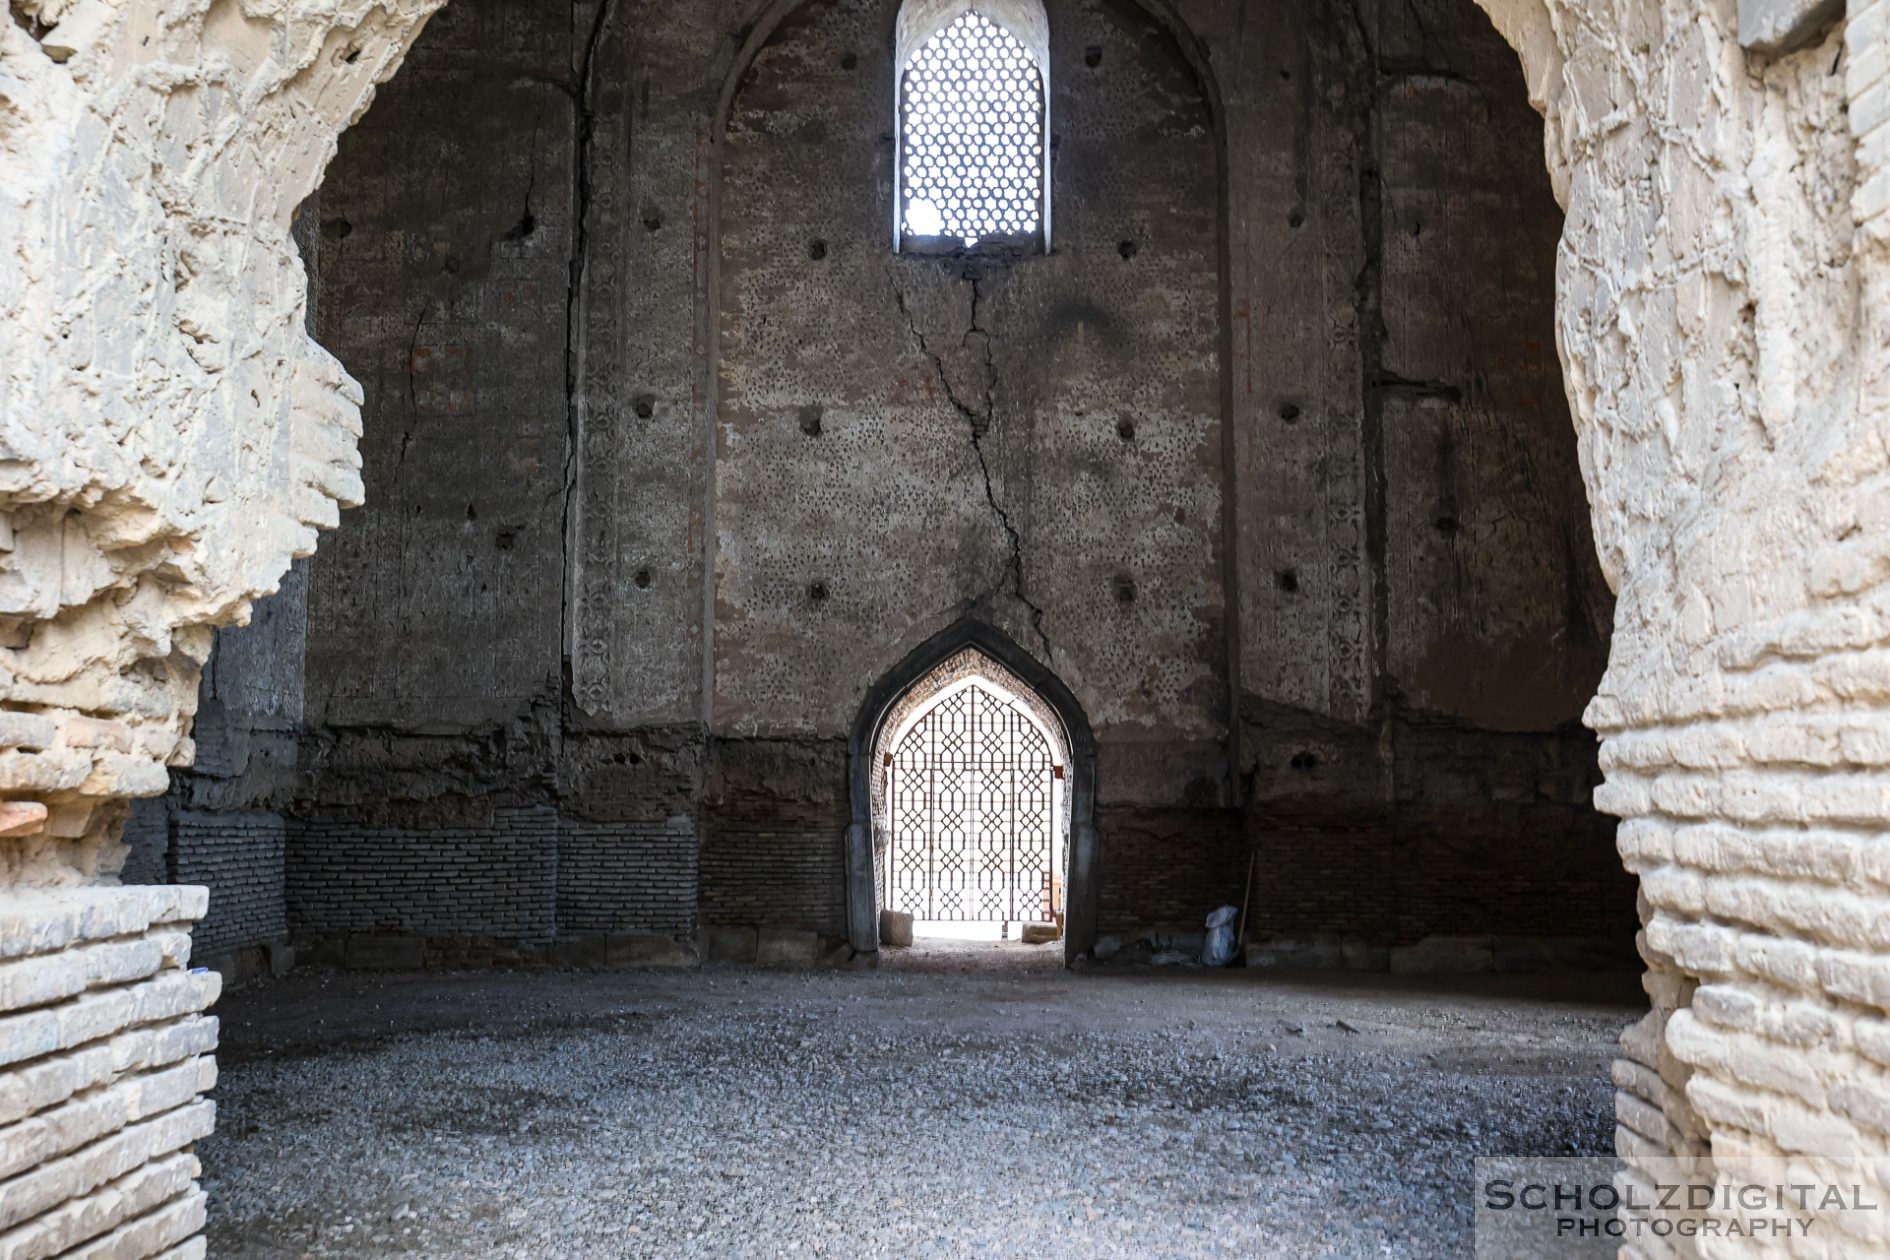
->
<box><xmin>120</xmin><ymin>797</ymin><xmax>170</xmax><ymax>887</ymax></box>
<box><xmin>1097</xmin><ymin>807</ymin><xmax>1247</xmax><ymax>934</ymax></box>
<box><xmin>288</xmin><ymin>806</ymin><xmax>560</xmax><ymax>941</ymax></box>
<box><xmin>697</xmin><ymin>742</ymin><xmax>850</xmax><ymax>936</ymax></box>
<box><xmin>173</xmin><ymin>811</ymin><xmax>288</xmax><ymax>958</ymax></box>
<box><xmin>287</xmin><ymin>806</ymin><xmax>704</xmax><ymax>946</ymax></box>
<box><xmin>698</xmin><ymin>808</ymin><xmax>848</xmax><ymax>936</ymax></box>
<box><xmin>556</xmin><ymin>817</ymin><xmax>698</xmax><ymax>936</ymax></box>
<box><xmin>1234</xmin><ymin>709</ymin><xmax>1633</xmax><ymax>949</ymax></box>
<box><xmin>117</xmin><ymin>801</ymin><xmax>290</xmax><ymax>963</ymax></box>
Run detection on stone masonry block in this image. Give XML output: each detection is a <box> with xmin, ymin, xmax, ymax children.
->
<box><xmin>0</xmin><ymin>1057</ymin><xmax>214</xmax><ymax>1181</ymax></box>
<box><xmin>0</xmin><ymin>972</ymin><xmax>219</xmax><ymax>1073</ymax></box>
<box><xmin>701</xmin><ymin>927</ymin><xmax>758</xmax><ymax>964</ymax></box>
<box><xmin>755</xmin><ymin>929</ymin><xmax>820</xmax><ymax>967</ymax></box>
<box><xmin>0</xmin><ymin>1017</ymin><xmax>216</xmax><ymax>1129</ymax></box>
<box><xmin>0</xmin><ymin>1150</ymin><xmax>199</xmax><ymax>1260</ymax></box>
<box><xmin>0</xmin><ymin>933</ymin><xmax>191</xmax><ymax>1016</ymax></box>
<box><xmin>57</xmin><ymin>1186</ymin><xmax>207</xmax><ymax>1260</ymax></box>
<box><xmin>0</xmin><ymin>1100</ymin><xmax>213</xmax><ymax>1232</ymax></box>
<box><xmin>0</xmin><ymin>891</ymin><xmax>207</xmax><ymax>965</ymax></box>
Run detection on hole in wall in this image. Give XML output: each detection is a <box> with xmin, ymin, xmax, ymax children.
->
<box><xmin>633</xmin><ymin>395</ymin><xmax>655</xmax><ymax>420</ymax></box>
<box><xmin>1118</xmin><ymin>240</ymin><xmax>1138</xmax><ymax>260</ymax></box>
<box><xmin>1290</xmin><ymin>750</ymin><xmax>1320</xmax><ymax>772</ymax></box>
<box><xmin>1435</xmin><ymin>515</ymin><xmax>1460</xmax><ymax>535</ymax></box>
<box><xmin>1084</xmin><ymin>45</ymin><xmax>1102</xmax><ymax>68</ymax></box>
<box><xmin>798</xmin><ymin>405</ymin><xmax>823</xmax><ymax>436</ymax></box>
<box><xmin>502</xmin><ymin>213</ymin><xmax>536</xmax><ymax>241</ymax></box>
<box><xmin>322</xmin><ymin>217</ymin><xmax>353</xmax><ymax>240</ymax></box>
<box><xmin>642</xmin><ymin>207</ymin><xmax>663</xmax><ymax>232</ymax></box>
<box><xmin>1278</xmin><ymin>402</ymin><xmax>1301</xmax><ymax>423</ymax></box>
<box><xmin>841</xmin><ymin>50</ymin><xmax>857</xmax><ymax>70</ymax></box>
<box><xmin>809</xmin><ymin>239</ymin><xmax>828</xmax><ymax>261</ymax></box>
<box><xmin>1116</xmin><ymin>418</ymin><xmax>1135</xmax><ymax>442</ymax></box>
<box><xmin>810</xmin><ymin>581</ymin><xmax>829</xmax><ymax>603</ymax></box>
<box><xmin>495</xmin><ymin>529</ymin><xmax>518</xmax><ymax>551</ymax></box>
<box><xmin>1112</xmin><ymin>574</ymin><xmax>1137</xmax><ymax>604</ymax></box>
<box><xmin>635</xmin><ymin>568</ymin><xmax>652</xmax><ymax>588</ymax></box>
<box><xmin>1288</xmin><ymin>208</ymin><xmax>1305</xmax><ymax>228</ymax></box>
<box><xmin>9</xmin><ymin>2</ymin><xmax>54</xmax><ymax>41</ymax></box>
<box><xmin>1277</xmin><ymin>569</ymin><xmax>1299</xmax><ymax>593</ymax></box>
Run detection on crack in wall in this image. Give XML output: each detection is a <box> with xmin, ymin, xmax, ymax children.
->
<box><xmin>1346</xmin><ymin>0</ymin><xmax>1392</xmax><ymax>728</ymax></box>
<box><xmin>1373</xmin><ymin>371</ymin><xmax>1462</xmax><ymax>402</ymax></box>
<box><xmin>396</xmin><ymin>304</ymin><xmax>428</xmax><ymax>490</ymax></box>
<box><xmin>887</xmin><ymin>267</ymin><xmax>1052</xmax><ymax>658</ymax></box>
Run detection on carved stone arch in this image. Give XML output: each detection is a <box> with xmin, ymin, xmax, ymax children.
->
<box><xmin>713</xmin><ymin>0</ymin><xmax>1224</xmax><ymax>142</ymax></box>
<box><xmin>846</xmin><ymin>619</ymin><xmax>1099</xmax><ymax>962</ymax></box>
<box><xmin>895</xmin><ymin>0</ymin><xmax>1049</xmax><ymax>68</ymax></box>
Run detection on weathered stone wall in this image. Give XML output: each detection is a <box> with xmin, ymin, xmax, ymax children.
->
<box><xmin>1172</xmin><ymin>0</ymin><xmax>1630</xmax><ymax>955</ymax></box>
<box><xmin>279</xmin><ymin>0</ymin><xmax>1617</xmax><ymax>958</ymax></box>
<box><xmin>1470</xmin><ymin>0</ymin><xmax>1890</xmax><ymax>1250</ymax></box>
<box><xmin>9</xmin><ymin>0</ymin><xmax>1890</xmax><ymax>1255</ymax></box>
<box><xmin>0</xmin><ymin>0</ymin><xmax>440</xmax><ymax>887</ymax></box>
<box><xmin>2</xmin><ymin>3</ymin><xmax>439</xmax><ymax>1254</ymax></box>
<box><xmin>717</xmin><ymin>0</ymin><xmax>1224</xmax><ymax>752</ymax></box>
<box><xmin>116</xmin><ymin>210</ymin><xmax>326</xmax><ymax>983</ymax></box>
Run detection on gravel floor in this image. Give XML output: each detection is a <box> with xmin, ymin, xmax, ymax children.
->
<box><xmin>201</xmin><ymin>942</ymin><xmax>1642</xmax><ymax>1259</ymax></box>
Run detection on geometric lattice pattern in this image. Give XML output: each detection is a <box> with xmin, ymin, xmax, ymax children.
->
<box><xmin>888</xmin><ymin>682</ymin><xmax>1054</xmax><ymax>921</ymax></box>
<box><xmin>899</xmin><ymin>11</ymin><xmax>1043</xmax><ymax>243</ymax></box>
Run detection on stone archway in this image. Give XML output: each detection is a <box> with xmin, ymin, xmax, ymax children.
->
<box><xmin>8</xmin><ymin>1</ymin><xmax>1890</xmax><ymax>1256</ymax></box>
<box><xmin>1470</xmin><ymin>0</ymin><xmax>1890</xmax><ymax>1244</ymax></box>
<box><xmin>846</xmin><ymin>620</ymin><xmax>1098</xmax><ymax>961</ymax></box>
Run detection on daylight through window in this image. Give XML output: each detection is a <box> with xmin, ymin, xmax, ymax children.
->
<box><xmin>899</xmin><ymin>11</ymin><xmax>1045</xmax><ymax>246</ymax></box>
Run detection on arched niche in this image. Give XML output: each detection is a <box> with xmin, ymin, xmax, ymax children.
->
<box><xmin>711</xmin><ymin>0</ymin><xmax>1233</xmax><ymax>754</ymax></box>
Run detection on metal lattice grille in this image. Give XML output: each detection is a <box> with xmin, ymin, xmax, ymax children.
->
<box><xmin>899</xmin><ymin>12</ymin><xmax>1043</xmax><ymax>243</ymax></box>
<box><xmin>887</xmin><ymin>683</ymin><xmax>1053</xmax><ymax>921</ymax></box>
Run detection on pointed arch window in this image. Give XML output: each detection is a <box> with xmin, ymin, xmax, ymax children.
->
<box><xmin>895</xmin><ymin>1</ymin><xmax>1050</xmax><ymax>252</ymax></box>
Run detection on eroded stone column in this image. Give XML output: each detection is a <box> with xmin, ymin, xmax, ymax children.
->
<box><xmin>1479</xmin><ymin>0</ymin><xmax>1890</xmax><ymax>1254</ymax></box>
<box><xmin>0</xmin><ymin>2</ymin><xmax>440</xmax><ymax>1255</ymax></box>
<box><xmin>0</xmin><ymin>888</ymin><xmax>219</xmax><ymax>1258</ymax></box>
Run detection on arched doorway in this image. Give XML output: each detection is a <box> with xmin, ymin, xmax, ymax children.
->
<box><xmin>847</xmin><ymin>621</ymin><xmax>1098</xmax><ymax>961</ymax></box>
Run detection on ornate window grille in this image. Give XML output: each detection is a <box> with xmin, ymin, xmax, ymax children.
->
<box><xmin>895</xmin><ymin>5</ymin><xmax>1049</xmax><ymax>251</ymax></box>
<box><xmin>886</xmin><ymin>680</ymin><xmax>1058</xmax><ymax>922</ymax></box>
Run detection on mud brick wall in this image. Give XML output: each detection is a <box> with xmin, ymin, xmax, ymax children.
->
<box><xmin>287</xmin><ymin>806</ymin><xmax>561</xmax><ymax>942</ymax></box>
<box><xmin>556</xmin><ymin>819</ymin><xmax>700</xmax><ymax>937</ymax></box>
